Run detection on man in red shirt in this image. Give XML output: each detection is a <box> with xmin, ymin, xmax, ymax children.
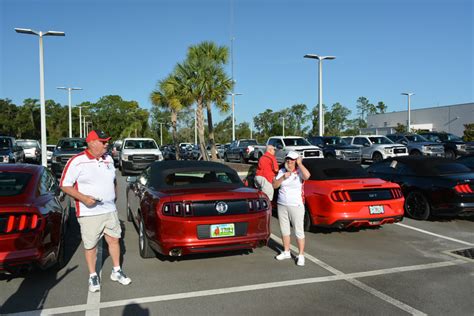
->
<box><xmin>254</xmin><ymin>145</ymin><xmax>279</xmax><ymax>200</ymax></box>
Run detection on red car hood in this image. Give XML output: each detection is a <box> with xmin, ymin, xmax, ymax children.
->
<box><xmin>158</xmin><ymin>186</ymin><xmax>261</xmax><ymax>202</ymax></box>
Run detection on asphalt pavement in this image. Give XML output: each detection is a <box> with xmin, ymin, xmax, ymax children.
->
<box><xmin>1</xmin><ymin>170</ymin><xmax>473</xmax><ymax>316</ymax></box>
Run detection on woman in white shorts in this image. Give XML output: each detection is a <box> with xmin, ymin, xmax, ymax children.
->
<box><xmin>272</xmin><ymin>151</ymin><xmax>310</xmax><ymax>266</ymax></box>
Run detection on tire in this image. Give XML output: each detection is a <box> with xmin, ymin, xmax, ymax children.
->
<box><xmin>303</xmin><ymin>208</ymin><xmax>313</xmax><ymax>232</ymax></box>
<box><xmin>126</xmin><ymin>200</ymin><xmax>133</xmax><ymax>222</ymax></box>
<box><xmin>404</xmin><ymin>191</ymin><xmax>431</xmax><ymax>220</ymax></box>
<box><xmin>139</xmin><ymin>215</ymin><xmax>154</xmax><ymax>258</ymax></box>
<box><xmin>54</xmin><ymin>222</ymin><xmax>66</xmax><ymax>270</ymax></box>
<box><xmin>410</xmin><ymin>150</ymin><xmax>421</xmax><ymax>156</ymax></box>
<box><xmin>121</xmin><ymin>167</ymin><xmax>127</xmax><ymax>177</ymax></box>
<box><xmin>372</xmin><ymin>152</ymin><xmax>383</xmax><ymax>162</ymax></box>
<box><xmin>444</xmin><ymin>149</ymin><xmax>455</xmax><ymax>160</ymax></box>
<box><xmin>224</xmin><ymin>154</ymin><xmax>229</xmax><ymax>162</ymax></box>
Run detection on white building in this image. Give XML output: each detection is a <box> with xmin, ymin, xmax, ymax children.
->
<box><xmin>362</xmin><ymin>102</ymin><xmax>474</xmax><ymax>136</ymax></box>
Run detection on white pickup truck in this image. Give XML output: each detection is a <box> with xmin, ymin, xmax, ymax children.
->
<box><xmin>342</xmin><ymin>135</ymin><xmax>408</xmax><ymax>162</ymax></box>
<box><xmin>252</xmin><ymin>136</ymin><xmax>323</xmax><ymax>163</ymax></box>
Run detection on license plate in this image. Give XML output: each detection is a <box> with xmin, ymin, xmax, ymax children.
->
<box><xmin>210</xmin><ymin>223</ymin><xmax>235</xmax><ymax>238</ymax></box>
<box><xmin>369</xmin><ymin>205</ymin><xmax>384</xmax><ymax>214</ymax></box>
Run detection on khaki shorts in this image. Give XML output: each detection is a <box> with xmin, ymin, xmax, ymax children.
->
<box><xmin>77</xmin><ymin>211</ymin><xmax>122</xmax><ymax>249</ymax></box>
<box><xmin>254</xmin><ymin>175</ymin><xmax>275</xmax><ymax>201</ymax></box>
<box><xmin>277</xmin><ymin>204</ymin><xmax>305</xmax><ymax>239</ymax></box>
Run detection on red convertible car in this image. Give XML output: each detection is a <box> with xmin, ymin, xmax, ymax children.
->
<box><xmin>302</xmin><ymin>159</ymin><xmax>405</xmax><ymax>230</ymax></box>
<box><xmin>126</xmin><ymin>161</ymin><xmax>271</xmax><ymax>258</ymax></box>
<box><xmin>0</xmin><ymin>164</ymin><xmax>68</xmax><ymax>274</ymax></box>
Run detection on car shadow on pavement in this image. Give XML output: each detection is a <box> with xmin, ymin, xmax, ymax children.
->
<box><xmin>0</xmin><ymin>207</ymin><xmax>81</xmax><ymax>314</ymax></box>
<box><xmin>153</xmin><ymin>248</ymin><xmax>254</xmax><ymax>263</ymax></box>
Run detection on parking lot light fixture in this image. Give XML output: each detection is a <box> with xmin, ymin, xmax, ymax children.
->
<box><xmin>401</xmin><ymin>92</ymin><xmax>415</xmax><ymax>132</ymax></box>
<box><xmin>57</xmin><ymin>87</ymin><xmax>82</xmax><ymax>137</ymax></box>
<box><xmin>77</xmin><ymin>104</ymin><xmax>89</xmax><ymax>138</ymax></box>
<box><xmin>304</xmin><ymin>54</ymin><xmax>335</xmax><ymax>136</ymax></box>
<box><xmin>15</xmin><ymin>27</ymin><xmax>65</xmax><ymax>167</ymax></box>
<box><xmin>227</xmin><ymin>92</ymin><xmax>243</xmax><ymax>141</ymax></box>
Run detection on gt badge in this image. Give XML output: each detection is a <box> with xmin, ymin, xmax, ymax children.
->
<box><xmin>215</xmin><ymin>201</ymin><xmax>228</xmax><ymax>214</ymax></box>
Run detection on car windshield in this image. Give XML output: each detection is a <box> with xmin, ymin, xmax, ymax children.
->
<box><xmin>47</xmin><ymin>146</ymin><xmax>56</xmax><ymax>151</ymax></box>
<box><xmin>283</xmin><ymin>138</ymin><xmax>312</xmax><ymax>146</ymax></box>
<box><xmin>17</xmin><ymin>140</ymin><xmax>39</xmax><ymax>148</ymax></box>
<box><xmin>0</xmin><ymin>172</ymin><xmax>32</xmax><ymax>196</ymax></box>
<box><xmin>163</xmin><ymin>171</ymin><xmax>242</xmax><ymax>186</ymax></box>
<box><xmin>446</xmin><ymin>133</ymin><xmax>463</xmax><ymax>141</ymax></box>
<box><xmin>240</xmin><ymin>140</ymin><xmax>258</xmax><ymax>146</ymax></box>
<box><xmin>369</xmin><ymin>137</ymin><xmax>393</xmax><ymax>144</ymax></box>
<box><xmin>59</xmin><ymin>140</ymin><xmax>87</xmax><ymax>150</ymax></box>
<box><xmin>405</xmin><ymin>134</ymin><xmax>429</xmax><ymax>142</ymax></box>
<box><xmin>124</xmin><ymin>140</ymin><xmax>157</xmax><ymax>149</ymax></box>
<box><xmin>323</xmin><ymin>137</ymin><xmax>346</xmax><ymax>145</ymax></box>
<box><xmin>0</xmin><ymin>138</ymin><xmax>12</xmax><ymax>149</ymax></box>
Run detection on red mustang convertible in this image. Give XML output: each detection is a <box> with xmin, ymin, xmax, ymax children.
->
<box><xmin>0</xmin><ymin>164</ymin><xmax>68</xmax><ymax>274</ymax></box>
<box><xmin>126</xmin><ymin>161</ymin><xmax>271</xmax><ymax>258</ymax></box>
<box><xmin>302</xmin><ymin>159</ymin><xmax>405</xmax><ymax>230</ymax></box>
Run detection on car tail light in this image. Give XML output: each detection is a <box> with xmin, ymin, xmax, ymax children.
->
<box><xmin>162</xmin><ymin>202</ymin><xmax>193</xmax><ymax>217</ymax></box>
<box><xmin>454</xmin><ymin>184</ymin><xmax>473</xmax><ymax>194</ymax></box>
<box><xmin>248</xmin><ymin>198</ymin><xmax>269</xmax><ymax>212</ymax></box>
<box><xmin>331</xmin><ymin>190</ymin><xmax>352</xmax><ymax>202</ymax></box>
<box><xmin>390</xmin><ymin>188</ymin><xmax>403</xmax><ymax>198</ymax></box>
<box><xmin>1</xmin><ymin>213</ymin><xmax>42</xmax><ymax>234</ymax></box>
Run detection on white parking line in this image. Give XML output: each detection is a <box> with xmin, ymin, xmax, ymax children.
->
<box><xmin>270</xmin><ymin>234</ymin><xmax>427</xmax><ymax>316</ymax></box>
<box><xmin>7</xmin><ymin>259</ymin><xmax>465</xmax><ymax>316</ymax></box>
<box><xmin>395</xmin><ymin>223</ymin><xmax>474</xmax><ymax>247</ymax></box>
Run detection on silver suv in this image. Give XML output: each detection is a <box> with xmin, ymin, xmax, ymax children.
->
<box><xmin>344</xmin><ymin>135</ymin><xmax>408</xmax><ymax>162</ymax></box>
<box><xmin>385</xmin><ymin>133</ymin><xmax>445</xmax><ymax>157</ymax></box>
<box><xmin>119</xmin><ymin>138</ymin><xmax>163</xmax><ymax>176</ymax></box>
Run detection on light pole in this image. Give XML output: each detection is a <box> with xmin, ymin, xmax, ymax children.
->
<box><xmin>15</xmin><ymin>28</ymin><xmax>65</xmax><ymax>166</ymax></box>
<box><xmin>77</xmin><ymin>104</ymin><xmax>89</xmax><ymax>138</ymax></box>
<box><xmin>281</xmin><ymin>117</ymin><xmax>285</xmax><ymax>137</ymax></box>
<box><xmin>157</xmin><ymin>122</ymin><xmax>165</xmax><ymax>146</ymax></box>
<box><xmin>304</xmin><ymin>54</ymin><xmax>335</xmax><ymax>136</ymax></box>
<box><xmin>82</xmin><ymin>115</ymin><xmax>89</xmax><ymax>135</ymax></box>
<box><xmin>57</xmin><ymin>87</ymin><xmax>82</xmax><ymax>137</ymax></box>
<box><xmin>227</xmin><ymin>92</ymin><xmax>242</xmax><ymax>141</ymax></box>
<box><xmin>401</xmin><ymin>93</ymin><xmax>415</xmax><ymax>132</ymax></box>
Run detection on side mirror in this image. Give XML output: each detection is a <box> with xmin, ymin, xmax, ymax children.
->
<box><xmin>126</xmin><ymin>176</ymin><xmax>137</xmax><ymax>183</ymax></box>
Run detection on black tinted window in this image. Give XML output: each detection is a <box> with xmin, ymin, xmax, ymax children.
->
<box><xmin>283</xmin><ymin>138</ymin><xmax>311</xmax><ymax>146</ymax></box>
<box><xmin>0</xmin><ymin>172</ymin><xmax>32</xmax><ymax>196</ymax></box>
<box><xmin>162</xmin><ymin>171</ymin><xmax>241</xmax><ymax>187</ymax></box>
<box><xmin>0</xmin><ymin>138</ymin><xmax>12</xmax><ymax>149</ymax></box>
<box><xmin>59</xmin><ymin>140</ymin><xmax>87</xmax><ymax>149</ymax></box>
<box><xmin>124</xmin><ymin>140</ymin><xmax>157</xmax><ymax>149</ymax></box>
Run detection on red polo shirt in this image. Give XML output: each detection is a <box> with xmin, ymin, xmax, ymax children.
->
<box><xmin>255</xmin><ymin>151</ymin><xmax>279</xmax><ymax>182</ymax></box>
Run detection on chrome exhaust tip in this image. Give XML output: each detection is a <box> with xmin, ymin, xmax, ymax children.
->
<box><xmin>169</xmin><ymin>248</ymin><xmax>182</xmax><ymax>257</ymax></box>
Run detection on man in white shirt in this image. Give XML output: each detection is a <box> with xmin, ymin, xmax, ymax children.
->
<box><xmin>61</xmin><ymin>130</ymin><xmax>131</xmax><ymax>292</ymax></box>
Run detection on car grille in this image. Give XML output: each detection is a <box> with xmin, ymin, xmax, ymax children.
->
<box><xmin>197</xmin><ymin>222</ymin><xmax>248</xmax><ymax>239</ymax></box>
<box><xmin>343</xmin><ymin>150</ymin><xmax>360</xmax><ymax>156</ymax></box>
<box><xmin>189</xmin><ymin>200</ymin><xmax>249</xmax><ymax>216</ymax></box>
<box><xmin>59</xmin><ymin>155</ymin><xmax>75</xmax><ymax>164</ymax></box>
<box><xmin>394</xmin><ymin>148</ymin><xmax>407</xmax><ymax>154</ymax></box>
<box><xmin>303</xmin><ymin>150</ymin><xmax>320</xmax><ymax>158</ymax></box>
<box><xmin>426</xmin><ymin>146</ymin><xmax>444</xmax><ymax>152</ymax></box>
<box><xmin>131</xmin><ymin>154</ymin><xmax>156</xmax><ymax>162</ymax></box>
<box><xmin>348</xmin><ymin>189</ymin><xmax>400</xmax><ymax>201</ymax></box>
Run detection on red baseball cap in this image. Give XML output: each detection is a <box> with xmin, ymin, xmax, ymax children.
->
<box><xmin>86</xmin><ymin>130</ymin><xmax>111</xmax><ymax>142</ymax></box>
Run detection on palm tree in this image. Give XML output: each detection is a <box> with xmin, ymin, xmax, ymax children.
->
<box><xmin>150</xmin><ymin>74</ymin><xmax>192</xmax><ymax>159</ymax></box>
<box><xmin>177</xmin><ymin>41</ymin><xmax>233</xmax><ymax>161</ymax></box>
<box><xmin>376</xmin><ymin>101</ymin><xmax>387</xmax><ymax>113</ymax></box>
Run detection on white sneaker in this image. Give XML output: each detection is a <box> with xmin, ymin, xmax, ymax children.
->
<box><xmin>275</xmin><ymin>251</ymin><xmax>291</xmax><ymax>260</ymax></box>
<box><xmin>297</xmin><ymin>255</ymin><xmax>305</xmax><ymax>266</ymax></box>
<box><xmin>110</xmin><ymin>269</ymin><xmax>131</xmax><ymax>285</ymax></box>
<box><xmin>88</xmin><ymin>275</ymin><xmax>100</xmax><ymax>292</ymax></box>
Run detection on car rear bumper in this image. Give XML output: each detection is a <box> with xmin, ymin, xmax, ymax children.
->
<box><xmin>0</xmin><ymin>248</ymin><xmax>43</xmax><ymax>274</ymax></box>
<box><xmin>151</xmin><ymin>212</ymin><xmax>271</xmax><ymax>256</ymax></box>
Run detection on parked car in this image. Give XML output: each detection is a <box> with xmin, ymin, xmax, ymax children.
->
<box><xmin>457</xmin><ymin>154</ymin><xmax>474</xmax><ymax>171</ymax></box>
<box><xmin>119</xmin><ymin>138</ymin><xmax>163</xmax><ymax>176</ymax></box>
<box><xmin>161</xmin><ymin>145</ymin><xmax>177</xmax><ymax>160</ymax></box>
<box><xmin>46</xmin><ymin>145</ymin><xmax>56</xmax><ymax>165</ymax></box>
<box><xmin>0</xmin><ymin>164</ymin><xmax>68</xmax><ymax>274</ymax></box>
<box><xmin>218</xmin><ymin>143</ymin><xmax>230</xmax><ymax>159</ymax></box>
<box><xmin>343</xmin><ymin>135</ymin><xmax>408</xmax><ymax>163</ymax></box>
<box><xmin>301</xmin><ymin>159</ymin><xmax>404</xmax><ymax>230</ymax></box>
<box><xmin>16</xmin><ymin>139</ymin><xmax>41</xmax><ymax>164</ymax></box>
<box><xmin>385</xmin><ymin>133</ymin><xmax>445</xmax><ymax>157</ymax></box>
<box><xmin>51</xmin><ymin>138</ymin><xmax>87</xmax><ymax>178</ymax></box>
<box><xmin>307</xmin><ymin>136</ymin><xmax>362</xmax><ymax>162</ymax></box>
<box><xmin>367</xmin><ymin>156</ymin><xmax>474</xmax><ymax>220</ymax></box>
<box><xmin>0</xmin><ymin>136</ymin><xmax>25</xmax><ymax>164</ymax></box>
<box><xmin>253</xmin><ymin>136</ymin><xmax>323</xmax><ymax>164</ymax></box>
<box><xmin>418</xmin><ymin>132</ymin><xmax>469</xmax><ymax>159</ymax></box>
<box><xmin>126</xmin><ymin>161</ymin><xmax>271</xmax><ymax>258</ymax></box>
<box><xmin>224</xmin><ymin>139</ymin><xmax>259</xmax><ymax>163</ymax></box>
<box><xmin>111</xmin><ymin>139</ymin><xmax>123</xmax><ymax>167</ymax></box>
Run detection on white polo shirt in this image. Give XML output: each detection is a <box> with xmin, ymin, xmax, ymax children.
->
<box><xmin>276</xmin><ymin>168</ymin><xmax>304</xmax><ymax>206</ymax></box>
<box><xmin>60</xmin><ymin>150</ymin><xmax>116</xmax><ymax>217</ymax></box>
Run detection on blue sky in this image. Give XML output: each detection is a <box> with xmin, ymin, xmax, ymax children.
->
<box><xmin>1</xmin><ymin>0</ymin><xmax>472</xmax><ymax>127</ymax></box>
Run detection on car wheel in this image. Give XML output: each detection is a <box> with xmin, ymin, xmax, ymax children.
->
<box><xmin>239</xmin><ymin>154</ymin><xmax>247</xmax><ymax>164</ymax></box>
<box><xmin>121</xmin><ymin>167</ymin><xmax>127</xmax><ymax>177</ymax></box>
<box><xmin>404</xmin><ymin>191</ymin><xmax>431</xmax><ymax>220</ymax></box>
<box><xmin>224</xmin><ymin>154</ymin><xmax>229</xmax><ymax>162</ymax></box>
<box><xmin>372</xmin><ymin>152</ymin><xmax>383</xmax><ymax>162</ymax></box>
<box><xmin>303</xmin><ymin>208</ymin><xmax>313</xmax><ymax>232</ymax></box>
<box><xmin>326</xmin><ymin>153</ymin><xmax>336</xmax><ymax>159</ymax></box>
<box><xmin>139</xmin><ymin>215</ymin><xmax>154</xmax><ymax>258</ymax></box>
<box><xmin>444</xmin><ymin>149</ymin><xmax>455</xmax><ymax>160</ymax></box>
<box><xmin>410</xmin><ymin>150</ymin><xmax>421</xmax><ymax>156</ymax></box>
<box><xmin>54</xmin><ymin>222</ymin><xmax>66</xmax><ymax>270</ymax></box>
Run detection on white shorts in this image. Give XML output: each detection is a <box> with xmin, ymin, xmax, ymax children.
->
<box><xmin>254</xmin><ymin>175</ymin><xmax>275</xmax><ymax>201</ymax></box>
<box><xmin>277</xmin><ymin>204</ymin><xmax>305</xmax><ymax>239</ymax></box>
<box><xmin>77</xmin><ymin>211</ymin><xmax>122</xmax><ymax>249</ymax></box>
